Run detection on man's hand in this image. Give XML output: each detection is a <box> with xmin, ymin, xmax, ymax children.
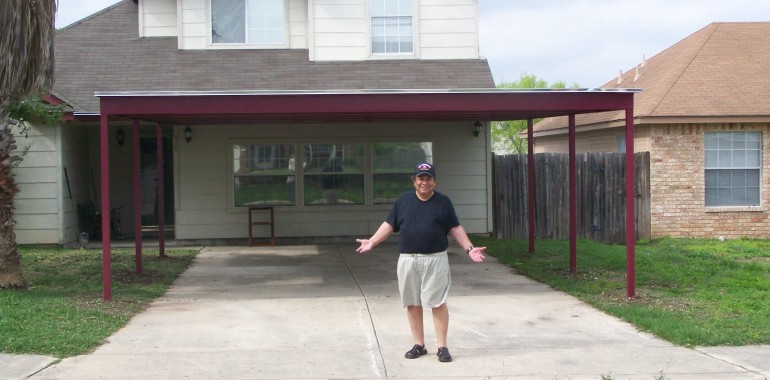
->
<box><xmin>356</xmin><ymin>239</ymin><xmax>373</xmax><ymax>253</ymax></box>
<box><xmin>468</xmin><ymin>246</ymin><xmax>486</xmax><ymax>262</ymax></box>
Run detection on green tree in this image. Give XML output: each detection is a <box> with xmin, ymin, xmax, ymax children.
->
<box><xmin>0</xmin><ymin>0</ymin><xmax>57</xmax><ymax>289</ymax></box>
<box><xmin>491</xmin><ymin>74</ymin><xmax>578</xmax><ymax>154</ymax></box>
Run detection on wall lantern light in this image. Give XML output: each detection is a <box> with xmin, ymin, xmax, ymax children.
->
<box><xmin>116</xmin><ymin>127</ymin><xmax>125</xmax><ymax>146</ymax></box>
<box><xmin>184</xmin><ymin>126</ymin><xmax>192</xmax><ymax>143</ymax></box>
<box><xmin>473</xmin><ymin>121</ymin><xmax>482</xmax><ymax>137</ymax></box>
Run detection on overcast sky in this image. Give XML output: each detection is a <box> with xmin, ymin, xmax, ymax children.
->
<box><xmin>56</xmin><ymin>0</ymin><xmax>770</xmax><ymax>88</ymax></box>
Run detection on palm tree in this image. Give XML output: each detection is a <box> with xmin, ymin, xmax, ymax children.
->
<box><xmin>0</xmin><ymin>0</ymin><xmax>57</xmax><ymax>289</ymax></box>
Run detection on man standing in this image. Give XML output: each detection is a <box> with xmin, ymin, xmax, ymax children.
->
<box><xmin>355</xmin><ymin>162</ymin><xmax>486</xmax><ymax>362</ymax></box>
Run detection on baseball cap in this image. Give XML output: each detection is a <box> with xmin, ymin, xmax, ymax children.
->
<box><xmin>414</xmin><ymin>162</ymin><xmax>435</xmax><ymax>178</ymax></box>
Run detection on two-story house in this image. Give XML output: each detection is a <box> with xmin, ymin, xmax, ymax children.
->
<box><xmin>16</xmin><ymin>0</ymin><xmax>638</xmax><ymax>248</ymax></box>
<box><xmin>16</xmin><ymin>0</ymin><xmax>499</xmax><ymax>245</ymax></box>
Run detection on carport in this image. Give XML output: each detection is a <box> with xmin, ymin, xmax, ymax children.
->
<box><xmin>91</xmin><ymin>88</ymin><xmax>639</xmax><ymax>300</ymax></box>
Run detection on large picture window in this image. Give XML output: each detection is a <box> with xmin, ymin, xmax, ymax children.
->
<box><xmin>371</xmin><ymin>0</ymin><xmax>413</xmax><ymax>54</ymax></box>
<box><xmin>704</xmin><ymin>132</ymin><xmax>761</xmax><ymax>207</ymax></box>
<box><xmin>211</xmin><ymin>0</ymin><xmax>285</xmax><ymax>45</ymax></box>
<box><xmin>232</xmin><ymin>141</ymin><xmax>432</xmax><ymax>207</ymax></box>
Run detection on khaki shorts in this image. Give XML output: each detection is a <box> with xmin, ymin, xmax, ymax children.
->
<box><xmin>397</xmin><ymin>251</ymin><xmax>451</xmax><ymax>308</ymax></box>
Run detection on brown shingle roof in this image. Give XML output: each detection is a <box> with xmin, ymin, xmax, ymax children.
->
<box><xmin>53</xmin><ymin>0</ymin><xmax>495</xmax><ymax>114</ymax></box>
<box><xmin>535</xmin><ymin>22</ymin><xmax>770</xmax><ymax>133</ymax></box>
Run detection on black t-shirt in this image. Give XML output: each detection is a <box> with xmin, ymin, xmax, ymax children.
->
<box><xmin>386</xmin><ymin>191</ymin><xmax>460</xmax><ymax>254</ymax></box>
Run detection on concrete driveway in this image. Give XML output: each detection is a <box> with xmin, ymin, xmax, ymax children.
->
<box><xmin>19</xmin><ymin>244</ymin><xmax>769</xmax><ymax>379</ymax></box>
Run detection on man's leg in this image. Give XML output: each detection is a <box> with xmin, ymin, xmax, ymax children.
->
<box><xmin>406</xmin><ymin>305</ymin><xmax>425</xmax><ymax>345</ymax></box>
<box><xmin>432</xmin><ymin>303</ymin><xmax>449</xmax><ymax>348</ymax></box>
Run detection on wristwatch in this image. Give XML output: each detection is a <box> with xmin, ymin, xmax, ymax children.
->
<box><xmin>466</xmin><ymin>246</ymin><xmax>474</xmax><ymax>254</ymax></box>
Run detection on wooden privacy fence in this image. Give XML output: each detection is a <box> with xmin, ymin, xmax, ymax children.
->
<box><xmin>493</xmin><ymin>152</ymin><xmax>651</xmax><ymax>243</ymax></box>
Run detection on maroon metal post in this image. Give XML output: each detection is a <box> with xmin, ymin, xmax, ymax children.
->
<box><xmin>625</xmin><ymin>108</ymin><xmax>636</xmax><ymax>298</ymax></box>
<box><xmin>527</xmin><ymin>118</ymin><xmax>536</xmax><ymax>254</ymax></box>
<box><xmin>100</xmin><ymin>113</ymin><xmax>112</xmax><ymax>301</ymax></box>
<box><xmin>133</xmin><ymin>120</ymin><xmax>142</xmax><ymax>274</ymax></box>
<box><xmin>568</xmin><ymin>114</ymin><xmax>577</xmax><ymax>274</ymax></box>
<box><xmin>156</xmin><ymin>123</ymin><xmax>165</xmax><ymax>257</ymax></box>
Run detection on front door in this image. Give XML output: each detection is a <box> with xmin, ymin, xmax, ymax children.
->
<box><xmin>140</xmin><ymin>134</ymin><xmax>175</xmax><ymax>236</ymax></box>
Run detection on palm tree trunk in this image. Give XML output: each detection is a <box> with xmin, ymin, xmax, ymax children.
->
<box><xmin>0</xmin><ymin>0</ymin><xmax>57</xmax><ymax>289</ymax></box>
<box><xmin>0</xmin><ymin>104</ymin><xmax>26</xmax><ymax>289</ymax></box>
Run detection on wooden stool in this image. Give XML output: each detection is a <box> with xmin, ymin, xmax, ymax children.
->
<box><xmin>248</xmin><ymin>207</ymin><xmax>274</xmax><ymax>246</ymax></box>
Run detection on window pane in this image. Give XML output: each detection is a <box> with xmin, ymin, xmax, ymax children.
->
<box><xmin>265</xmin><ymin>28</ymin><xmax>283</xmax><ymax>43</ymax></box>
<box><xmin>716</xmin><ymin>170</ymin><xmax>731</xmax><ymax>187</ymax></box>
<box><xmin>212</xmin><ymin>0</ymin><xmax>245</xmax><ymax>43</ymax></box>
<box><xmin>704</xmin><ymin>170</ymin><xmax>717</xmax><ymax>188</ymax></box>
<box><xmin>233</xmin><ymin>143</ymin><xmax>296</xmax><ymax>206</ymax></box>
<box><xmin>731</xmin><ymin>170</ymin><xmax>747</xmax><ymax>188</ymax></box>
<box><xmin>746</xmin><ymin>133</ymin><xmax>761</xmax><ymax>149</ymax></box>
<box><xmin>746</xmin><ymin>186</ymin><xmax>760</xmax><ymax>205</ymax></box>
<box><xmin>302</xmin><ymin>143</ymin><xmax>364</xmax><ymax>206</ymax></box>
<box><xmin>373</xmin><ymin>173</ymin><xmax>413</xmax><ymax>204</ymax></box>
<box><xmin>400</xmin><ymin>40</ymin><xmax>412</xmax><ymax>53</ymax></box>
<box><xmin>373</xmin><ymin>142</ymin><xmax>431</xmax><ymax>204</ymax></box>
<box><xmin>717</xmin><ymin>133</ymin><xmax>731</xmax><ymax>149</ymax></box>
<box><xmin>372</xmin><ymin>36</ymin><xmax>386</xmax><ymax>53</ymax></box>
<box><xmin>235</xmin><ymin>175</ymin><xmax>296</xmax><ymax>206</ymax></box>
<box><xmin>715</xmin><ymin>187</ymin><xmax>732</xmax><ymax>205</ymax></box>
<box><xmin>746</xmin><ymin>169</ymin><xmax>760</xmax><ymax>186</ymax></box>
<box><xmin>747</xmin><ymin>150</ymin><xmax>761</xmax><ymax>166</ymax></box>
<box><xmin>304</xmin><ymin>174</ymin><xmax>364</xmax><ymax>205</ymax></box>
<box><xmin>399</xmin><ymin>17</ymin><xmax>412</xmax><ymax>36</ymax></box>
<box><xmin>717</xmin><ymin>150</ymin><xmax>731</xmax><ymax>168</ymax></box>
<box><xmin>399</xmin><ymin>0</ymin><xmax>412</xmax><ymax>16</ymax></box>
<box><xmin>705</xmin><ymin>189</ymin><xmax>717</xmax><ymax>206</ymax></box>
<box><xmin>732</xmin><ymin>132</ymin><xmax>747</xmax><ymax>149</ymax></box>
<box><xmin>371</xmin><ymin>0</ymin><xmax>385</xmax><ymax>16</ymax></box>
<box><xmin>386</xmin><ymin>38</ymin><xmax>399</xmax><ymax>53</ymax></box>
<box><xmin>384</xmin><ymin>0</ymin><xmax>398</xmax><ymax>16</ymax></box>
<box><xmin>704</xmin><ymin>149</ymin><xmax>717</xmax><ymax>168</ymax></box>
<box><xmin>704</xmin><ymin>133</ymin><xmax>718</xmax><ymax>149</ymax></box>
<box><xmin>247</xmin><ymin>0</ymin><xmax>284</xmax><ymax>44</ymax></box>
<box><xmin>733</xmin><ymin>150</ymin><xmax>747</xmax><ymax>167</ymax></box>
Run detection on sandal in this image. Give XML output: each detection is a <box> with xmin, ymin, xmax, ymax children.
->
<box><xmin>437</xmin><ymin>347</ymin><xmax>452</xmax><ymax>362</ymax></box>
<box><xmin>404</xmin><ymin>344</ymin><xmax>428</xmax><ymax>359</ymax></box>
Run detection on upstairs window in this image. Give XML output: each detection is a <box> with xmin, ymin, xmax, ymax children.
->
<box><xmin>371</xmin><ymin>0</ymin><xmax>413</xmax><ymax>54</ymax></box>
<box><xmin>704</xmin><ymin>131</ymin><xmax>761</xmax><ymax>207</ymax></box>
<box><xmin>211</xmin><ymin>0</ymin><xmax>285</xmax><ymax>45</ymax></box>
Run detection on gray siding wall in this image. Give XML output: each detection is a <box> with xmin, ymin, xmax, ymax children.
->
<box><xmin>173</xmin><ymin>120</ymin><xmax>491</xmax><ymax>240</ymax></box>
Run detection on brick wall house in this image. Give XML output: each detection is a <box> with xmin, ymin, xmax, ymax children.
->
<box><xmin>532</xmin><ymin>23</ymin><xmax>770</xmax><ymax>239</ymax></box>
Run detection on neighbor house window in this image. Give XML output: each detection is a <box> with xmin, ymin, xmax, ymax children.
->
<box><xmin>373</xmin><ymin>142</ymin><xmax>431</xmax><ymax>204</ymax></box>
<box><xmin>616</xmin><ymin>134</ymin><xmax>626</xmax><ymax>153</ymax></box>
<box><xmin>233</xmin><ymin>143</ymin><xmax>295</xmax><ymax>206</ymax></box>
<box><xmin>704</xmin><ymin>132</ymin><xmax>761</xmax><ymax>207</ymax></box>
<box><xmin>302</xmin><ymin>143</ymin><xmax>365</xmax><ymax>206</ymax></box>
<box><xmin>211</xmin><ymin>0</ymin><xmax>285</xmax><ymax>45</ymax></box>
<box><xmin>371</xmin><ymin>0</ymin><xmax>413</xmax><ymax>53</ymax></box>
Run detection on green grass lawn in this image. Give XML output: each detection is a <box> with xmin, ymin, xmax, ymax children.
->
<box><xmin>473</xmin><ymin>236</ymin><xmax>770</xmax><ymax>347</ymax></box>
<box><xmin>0</xmin><ymin>246</ymin><xmax>197</xmax><ymax>357</ymax></box>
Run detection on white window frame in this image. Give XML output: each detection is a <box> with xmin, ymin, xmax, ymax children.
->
<box><xmin>229</xmin><ymin>140</ymin><xmax>432</xmax><ymax>209</ymax></box>
<box><xmin>209</xmin><ymin>0</ymin><xmax>289</xmax><ymax>49</ymax></box>
<box><xmin>704</xmin><ymin>131</ymin><xmax>762</xmax><ymax>208</ymax></box>
<box><xmin>369</xmin><ymin>0</ymin><xmax>417</xmax><ymax>58</ymax></box>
